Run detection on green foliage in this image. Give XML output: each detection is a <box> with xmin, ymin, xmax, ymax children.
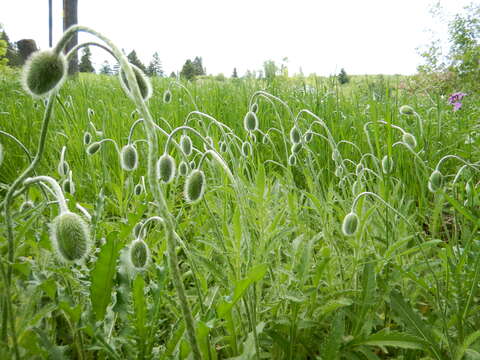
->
<box><xmin>126</xmin><ymin>49</ymin><xmax>146</xmax><ymax>73</ymax></box>
<box><xmin>180</xmin><ymin>56</ymin><xmax>205</xmax><ymax>80</ymax></box>
<box><xmin>146</xmin><ymin>51</ymin><xmax>163</xmax><ymax>77</ymax></box>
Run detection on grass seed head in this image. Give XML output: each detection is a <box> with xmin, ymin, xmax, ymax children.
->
<box><xmin>86</xmin><ymin>142</ymin><xmax>101</xmax><ymax>155</ymax></box>
<box><xmin>428</xmin><ymin>170</ymin><xmax>443</xmax><ymax>192</ymax></box>
<box><xmin>244</xmin><ymin>111</ymin><xmax>259</xmax><ymax>132</ymax></box>
<box><xmin>119</xmin><ymin>64</ymin><xmax>152</xmax><ymax>101</ymax></box>
<box><xmin>157</xmin><ymin>154</ymin><xmax>176</xmax><ymax>183</ymax></box>
<box><xmin>290</xmin><ymin>126</ymin><xmax>301</xmax><ymax>144</ymax></box>
<box><xmin>21</xmin><ymin>50</ymin><xmax>67</xmax><ymax>98</ymax></box>
<box><xmin>121</xmin><ymin>144</ymin><xmax>139</xmax><ymax>171</ymax></box>
<box><xmin>402</xmin><ymin>132</ymin><xmax>417</xmax><ymax>149</ymax></box>
<box><xmin>50</xmin><ymin>212</ymin><xmax>90</xmax><ymax>262</ymax></box>
<box><xmin>342</xmin><ymin>212</ymin><xmax>359</xmax><ymax>236</ymax></box>
<box><xmin>129</xmin><ymin>239</ymin><xmax>150</xmax><ymax>269</ymax></box>
<box><xmin>185</xmin><ymin>169</ymin><xmax>206</xmax><ymax>204</ymax></box>
<box><xmin>180</xmin><ymin>134</ymin><xmax>193</xmax><ymax>156</ymax></box>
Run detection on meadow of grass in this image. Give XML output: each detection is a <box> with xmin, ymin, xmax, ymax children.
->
<box><xmin>0</xmin><ymin>48</ymin><xmax>480</xmax><ymax>360</ymax></box>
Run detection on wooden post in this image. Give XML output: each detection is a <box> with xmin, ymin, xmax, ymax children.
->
<box><xmin>63</xmin><ymin>0</ymin><xmax>78</xmax><ymax>75</ymax></box>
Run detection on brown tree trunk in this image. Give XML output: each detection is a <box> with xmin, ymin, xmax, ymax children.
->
<box><xmin>63</xmin><ymin>0</ymin><xmax>78</xmax><ymax>75</ymax></box>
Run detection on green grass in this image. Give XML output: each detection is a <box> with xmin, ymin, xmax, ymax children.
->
<box><xmin>1</xmin><ymin>67</ymin><xmax>480</xmax><ymax>359</ymax></box>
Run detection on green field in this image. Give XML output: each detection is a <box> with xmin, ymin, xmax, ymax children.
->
<box><xmin>1</xmin><ymin>46</ymin><xmax>480</xmax><ymax>359</ymax></box>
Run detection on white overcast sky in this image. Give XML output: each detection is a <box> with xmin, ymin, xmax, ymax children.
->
<box><xmin>1</xmin><ymin>0</ymin><xmax>473</xmax><ymax>76</ymax></box>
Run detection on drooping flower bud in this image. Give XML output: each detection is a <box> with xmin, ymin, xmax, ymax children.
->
<box><xmin>342</xmin><ymin>212</ymin><xmax>359</xmax><ymax>236</ymax></box>
<box><xmin>50</xmin><ymin>212</ymin><xmax>90</xmax><ymax>262</ymax></box>
<box><xmin>288</xmin><ymin>154</ymin><xmax>297</xmax><ymax>166</ymax></box>
<box><xmin>332</xmin><ymin>149</ymin><xmax>341</xmax><ymax>162</ymax></box>
<box><xmin>157</xmin><ymin>154</ymin><xmax>176</xmax><ymax>184</ymax></box>
<box><xmin>180</xmin><ymin>134</ymin><xmax>193</xmax><ymax>156</ymax></box>
<box><xmin>86</xmin><ymin>142</ymin><xmax>101</xmax><ymax>155</ymax></box>
<box><xmin>21</xmin><ymin>50</ymin><xmax>67</xmax><ymax>97</ymax></box>
<box><xmin>402</xmin><ymin>132</ymin><xmax>417</xmax><ymax>149</ymax></box>
<box><xmin>291</xmin><ymin>143</ymin><xmax>302</xmax><ymax>154</ymax></box>
<box><xmin>83</xmin><ymin>131</ymin><xmax>92</xmax><ymax>145</ymax></box>
<box><xmin>399</xmin><ymin>105</ymin><xmax>415</xmax><ymax>116</ymax></box>
<box><xmin>244</xmin><ymin>111</ymin><xmax>259</xmax><ymax>132</ymax></box>
<box><xmin>129</xmin><ymin>239</ymin><xmax>150</xmax><ymax>269</ymax></box>
<box><xmin>250</xmin><ymin>103</ymin><xmax>258</xmax><ymax>113</ymax></box>
<box><xmin>163</xmin><ymin>89</ymin><xmax>172</xmax><ymax>104</ymax></box>
<box><xmin>185</xmin><ymin>169</ymin><xmax>206</xmax><ymax>203</ymax></box>
<box><xmin>304</xmin><ymin>131</ymin><xmax>313</xmax><ymax>143</ymax></box>
<box><xmin>178</xmin><ymin>161</ymin><xmax>188</xmax><ymax>176</ymax></box>
<box><xmin>381</xmin><ymin>155</ymin><xmax>394</xmax><ymax>174</ymax></box>
<box><xmin>121</xmin><ymin>144</ymin><xmax>138</xmax><ymax>171</ymax></box>
<box><xmin>241</xmin><ymin>141</ymin><xmax>252</xmax><ymax>157</ymax></box>
<box><xmin>119</xmin><ymin>64</ymin><xmax>152</xmax><ymax>101</ymax></box>
<box><xmin>290</xmin><ymin>126</ymin><xmax>301</xmax><ymax>144</ymax></box>
<box><xmin>428</xmin><ymin>170</ymin><xmax>443</xmax><ymax>193</ymax></box>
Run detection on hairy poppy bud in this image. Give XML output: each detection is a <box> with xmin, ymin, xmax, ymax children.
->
<box><xmin>288</xmin><ymin>154</ymin><xmax>297</xmax><ymax>166</ymax></box>
<box><xmin>399</xmin><ymin>105</ymin><xmax>414</xmax><ymax>116</ymax></box>
<box><xmin>119</xmin><ymin>64</ymin><xmax>152</xmax><ymax>101</ymax></box>
<box><xmin>21</xmin><ymin>50</ymin><xmax>67</xmax><ymax>97</ymax></box>
<box><xmin>402</xmin><ymin>133</ymin><xmax>417</xmax><ymax>149</ymax></box>
<box><xmin>86</xmin><ymin>142</ymin><xmax>101</xmax><ymax>155</ymax></box>
<box><xmin>180</xmin><ymin>135</ymin><xmax>193</xmax><ymax>156</ymax></box>
<box><xmin>290</xmin><ymin>126</ymin><xmax>301</xmax><ymax>144</ymax></box>
<box><xmin>244</xmin><ymin>111</ymin><xmax>258</xmax><ymax>132</ymax></box>
<box><xmin>428</xmin><ymin>170</ymin><xmax>443</xmax><ymax>193</ymax></box>
<box><xmin>83</xmin><ymin>131</ymin><xmax>92</xmax><ymax>145</ymax></box>
<box><xmin>157</xmin><ymin>154</ymin><xmax>176</xmax><ymax>184</ymax></box>
<box><xmin>121</xmin><ymin>144</ymin><xmax>138</xmax><ymax>171</ymax></box>
<box><xmin>342</xmin><ymin>212</ymin><xmax>359</xmax><ymax>236</ymax></box>
<box><xmin>129</xmin><ymin>239</ymin><xmax>149</xmax><ymax>269</ymax></box>
<box><xmin>178</xmin><ymin>161</ymin><xmax>188</xmax><ymax>176</ymax></box>
<box><xmin>381</xmin><ymin>155</ymin><xmax>394</xmax><ymax>174</ymax></box>
<box><xmin>50</xmin><ymin>212</ymin><xmax>90</xmax><ymax>262</ymax></box>
<box><xmin>185</xmin><ymin>169</ymin><xmax>205</xmax><ymax>203</ymax></box>
<box><xmin>163</xmin><ymin>89</ymin><xmax>172</xmax><ymax>104</ymax></box>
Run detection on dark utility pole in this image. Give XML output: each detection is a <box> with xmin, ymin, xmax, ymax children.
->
<box><xmin>63</xmin><ymin>0</ymin><xmax>78</xmax><ymax>75</ymax></box>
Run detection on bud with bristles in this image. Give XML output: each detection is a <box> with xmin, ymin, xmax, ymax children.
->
<box><xmin>50</xmin><ymin>212</ymin><xmax>90</xmax><ymax>262</ymax></box>
<box><xmin>189</xmin><ymin>160</ymin><xmax>196</xmax><ymax>169</ymax></box>
<box><xmin>134</xmin><ymin>183</ymin><xmax>143</xmax><ymax>196</ymax></box>
<box><xmin>87</xmin><ymin>108</ymin><xmax>95</xmax><ymax>118</ymax></box>
<box><xmin>356</xmin><ymin>163</ymin><xmax>364</xmax><ymax>177</ymax></box>
<box><xmin>399</xmin><ymin>105</ymin><xmax>415</xmax><ymax>116</ymax></box>
<box><xmin>342</xmin><ymin>212</ymin><xmax>359</xmax><ymax>236</ymax></box>
<box><xmin>304</xmin><ymin>131</ymin><xmax>313</xmax><ymax>143</ymax></box>
<box><xmin>62</xmin><ymin>178</ymin><xmax>75</xmax><ymax>194</ymax></box>
<box><xmin>157</xmin><ymin>154</ymin><xmax>176</xmax><ymax>184</ymax></box>
<box><xmin>121</xmin><ymin>144</ymin><xmax>138</xmax><ymax>171</ymax></box>
<box><xmin>262</xmin><ymin>134</ymin><xmax>270</xmax><ymax>145</ymax></box>
<box><xmin>185</xmin><ymin>169</ymin><xmax>206</xmax><ymax>204</ymax></box>
<box><xmin>290</xmin><ymin>126</ymin><xmax>301</xmax><ymax>144</ymax></box>
<box><xmin>163</xmin><ymin>89</ymin><xmax>172</xmax><ymax>104</ymax></box>
<box><xmin>332</xmin><ymin>148</ymin><xmax>341</xmax><ymax>162</ymax></box>
<box><xmin>381</xmin><ymin>155</ymin><xmax>394</xmax><ymax>174</ymax></box>
<box><xmin>21</xmin><ymin>50</ymin><xmax>67</xmax><ymax>98</ymax></box>
<box><xmin>204</xmin><ymin>136</ymin><xmax>214</xmax><ymax>151</ymax></box>
<box><xmin>119</xmin><ymin>64</ymin><xmax>152</xmax><ymax>101</ymax></box>
<box><xmin>428</xmin><ymin>170</ymin><xmax>443</xmax><ymax>192</ymax></box>
<box><xmin>402</xmin><ymin>133</ymin><xmax>417</xmax><ymax>149</ymax></box>
<box><xmin>244</xmin><ymin>111</ymin><xmax>258</xmax><ymax>132</ymax></box>
<box><xmin>86</xmin><ymin>142</ymin><xmax>101</xmax><ymax>155</ymax></box>
<box><xmin>83</xmin><ymin>131</ymin><xmax>92</xmax><ymax>145</ymax></box>
<box><xmin>129</xmin><ymin>239</ymin><xmax>150</xmax><ymax>269</ymax></box>
<box><xmin>180</xmin><ymin>134</ymin><xmax>193</xmax><ymax>156</ymax></box>
<box><xmin>250</xmin><ymin>103</ymin><xmax>258</xmax><ymax>113</ymax></box>
<box><xmin>179</xmin><ymin>161</ymin><xmax>188</xmax><ymax>176</ymax></box>
<box><xmin>58</xmin><ymin>161</ymin><xmax>69</xmax><ymax>178</ymax></box>
<box><xmin>291</xmin><ymin>143</ymin><xmax>302</xmax><ymax>154</ymax></box>
<box><xmin>288</xmin><ymin>154</ymin><xmax>297</xmax><ymax>166</ymax></box>
<box><xmin>241</xmin><ymin>141</ymin><xmax>252</xmax><ymax>157</ymax></box>
<box><xmin>250</xmin><ymin>133</ymin><xmax>257</xmax><ymax>143</ymax></box>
